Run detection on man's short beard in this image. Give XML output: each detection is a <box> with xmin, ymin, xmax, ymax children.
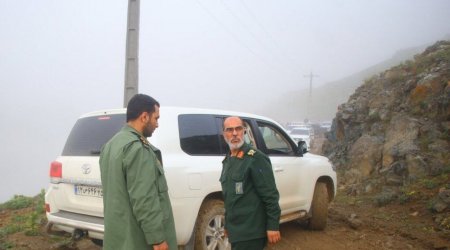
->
<box><xmin>143</xmin><ymin>121</ymin><xmax>154</xmax><ymax>137</ymax></box>
<box><xmin>226</xmin><ymin>139</ymin><xmax>244</xmax><ymax>151</ymax></box>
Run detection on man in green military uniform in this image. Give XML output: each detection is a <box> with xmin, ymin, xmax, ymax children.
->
<box><xmin>100</xmin><ymin>94</ymin><xmax>177</xmax><ymax>250</ymax></box>
<box><xmin>220</xmin><ymin>116</ymin><xmax>281</xmax><ymax>250</ymax></box>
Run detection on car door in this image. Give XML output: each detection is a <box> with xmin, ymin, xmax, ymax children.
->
<box><xmin>253</xmin><ymin>120</ymin><xmax>307</xmax><ymax>213</ymax></box>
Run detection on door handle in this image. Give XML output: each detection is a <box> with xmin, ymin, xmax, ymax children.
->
<box><xmin>274</xmin><ymin>166</ymin><xmax>284</xmax><ymax>173</ymax></box>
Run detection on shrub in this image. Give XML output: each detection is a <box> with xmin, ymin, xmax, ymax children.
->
<box><xmin>0</xmin><ymin>241</ymin><xmax>14</xmax><ymax>249</ymax></box>
<box><xmin>0</xmin><ymin>195</ymin><xmax>33</xmax><ymax>211</ymax></box>
<box><xmin>398</xmin><ymin>190</ymin><xmax>417</xmax><ymax>204</ymax></box>
<box><xmin>374</xmin><ymin>191</ymin><xmax>396</xmax><ymax>207</ymax></box>
<box><xmin>0</xmin><ymin>224</ymin><xmax>23</xmax><ymax>235</ymax></box>
<box><xmin>410</xmin><ymin>85</ymin><xmax>429</xmax><ymax>104</ymax></box>
<box><xmin>0</xmin><ymin>190</ymin><xmax>47</xmax><ymax>239</ymax></box>
<box><xmin>422</xmin><ymin>179</ymin><xmax>438</xmax><ymax>189</ymax></box>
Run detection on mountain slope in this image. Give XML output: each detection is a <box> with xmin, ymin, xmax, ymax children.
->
<box><xmin>323</xmin><ymin>40</ymin><xmax>450</xmax><ymax>235</ymax></box>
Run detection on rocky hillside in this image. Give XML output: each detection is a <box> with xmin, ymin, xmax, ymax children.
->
<box><xmin>323</xmin><ymin>41</ymin><xmax>450</xmax><ymax>232</ymax></box>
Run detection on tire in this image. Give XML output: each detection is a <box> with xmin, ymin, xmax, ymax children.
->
<box><xmin>90</xmin><ymin>238</ymin><xmax>103</xmax><ymax>247</ymax></box>
<box><xmin>308</xmin><ymin>182</ymin><xmax>329</xmax><ymax>230</ymax></box>
<box><xmin>194</xmin><ymin>199</ymin><xmax>230</xmax><ymax>250</ymax></box>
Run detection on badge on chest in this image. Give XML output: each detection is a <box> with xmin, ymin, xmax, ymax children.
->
<box><xmin>235</xmin><ymin>182</ymin><xmax>243</xmax><ymax>194</ymax></box>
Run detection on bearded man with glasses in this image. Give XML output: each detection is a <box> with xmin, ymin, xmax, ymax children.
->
<box><xmin>220</xmin><ymin>116</ymin><xmax>281</xmax><ymax>250</ymax></box>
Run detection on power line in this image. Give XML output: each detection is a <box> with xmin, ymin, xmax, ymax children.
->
<box><xmin>194</xmin><ymin>0</ymin><xmax>260</xmax><ymax>59</ymax></box>
<box><xmin>220</xmin><ymin>0</ymin><xmax>299</xmax><ymax>76</ymax></box>
<box><xmin>239</xmin><ymin>0</ymin><xmax>300</xmax><ymax>69</ymax></box>
<box><xmin>220</xmin><ymin>0</ymin><xmax>269</xmax><ymax>54</ymax></box>
<box><xmin>195</xmin><ymin>0</ymin><xmax>297</xmax><ymax>76</ymax></box>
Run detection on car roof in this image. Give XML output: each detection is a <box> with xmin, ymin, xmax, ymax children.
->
<box><xmin>291</xmin><ymin>127</ymin><xmax>310</xmax><ymax>131</ymax></box>
<box><xmin>79</xmin><ymin>106</ymin><xmax>279</xmax><ymax>125</ymax></box>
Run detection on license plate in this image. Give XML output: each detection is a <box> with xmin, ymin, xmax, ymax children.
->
<box><xmin>74</xmin><ymin>185</ymin><xmax>103</xmax><ymax>198</ymax></box>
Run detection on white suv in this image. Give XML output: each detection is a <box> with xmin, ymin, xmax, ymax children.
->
<box><xmin>45</xmin><ymin>107</ymin><xmax>336</xmax><ymax>249</ymax></box>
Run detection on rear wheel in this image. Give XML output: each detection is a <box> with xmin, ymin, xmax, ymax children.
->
<box><xmin>308</xmin><ymin>182</ymin><xmax>329</xmax><ymax>230</ymax></box>
<box><xmin>194</xmin><ymin>199</ymin><xmax>230</xmax><ymax>250</ymax></box>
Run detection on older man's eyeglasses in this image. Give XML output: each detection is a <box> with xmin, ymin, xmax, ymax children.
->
<box><xmin>224</xmin><ymin>126</ymin><xmax>245</xmax><ymax>133</ymax></box>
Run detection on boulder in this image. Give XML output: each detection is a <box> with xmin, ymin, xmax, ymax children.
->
<box><xmin>382</xmin><ymin>114</ymin><xmax>419</xmax><ymax>168</ymax></box>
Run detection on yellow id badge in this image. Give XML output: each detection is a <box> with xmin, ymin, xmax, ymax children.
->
<box><xmin>235</xmin><ymin>182</ymin><xmax>243</xmax><ymax>194</ymax></box>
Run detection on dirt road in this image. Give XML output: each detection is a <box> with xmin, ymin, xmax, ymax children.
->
<box><xmin>2</xmin><ymin>194</ymin><xmax>449</xmax><ymax>250</ymax></box>
<box><xmin>61</xmin><ymin>201</ymin><xmax>449</xmax><ymax>250</ymax></box>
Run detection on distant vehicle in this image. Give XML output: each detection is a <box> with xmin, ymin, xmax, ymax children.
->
<box><xmin>45</xmin><ymin>107</ymin><xmax>336</xmax><ymax>249</ymax></box>
<box><xmin>289</xmin><ymin>127</ymin><xmax>312</xmax><ymax>150</ymax></box>
<box><xmin>320</xmin><ymin>121</ymin><xmax>332</xmax><ymax>131</ymax></box>
<box><xmin>285</xmin><ymin>122</ymin><xmax>310</xmax><ymax>132</ymax></box>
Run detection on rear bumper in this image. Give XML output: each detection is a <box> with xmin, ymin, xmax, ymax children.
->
<box><xmin>46</xmin><ymin>210</ymin><xmax>104</xmax><ymax>239</ymax></box>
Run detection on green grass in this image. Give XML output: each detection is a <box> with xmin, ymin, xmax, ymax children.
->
<box><xmin>0</xmin><ymin>189</ymin><xmax>46</xmax><ymax>238</ymax></box>
<box><xmin>422</xmin><ymin>179</ymin><xmax>438</xmax><ymax>189</ymax></box>
<box><xmin>0</xmin><ymin>195</ymin><xmax>34</xmax><ymax>211</ymax></box>
<box><xmin>0</xmin><ymin>241</ymin><xmax>14</xmax><ymax>249</ymax></box>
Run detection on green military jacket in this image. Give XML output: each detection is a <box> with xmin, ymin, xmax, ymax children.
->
<box><xmin>220</xmin><ymin>143</ymin><xmax>281</xmax><ymax>243</ymax></box>
<box><xmin>99</xmin><ymin>125</ymin><xmax>177</xmax><ymax>250</ymax></box>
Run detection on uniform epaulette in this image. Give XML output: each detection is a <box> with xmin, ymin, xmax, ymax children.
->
<box><xmin>139</xmin><ymin>136</ymin><xmax>150</xmax><ymax>149</ymax></box>
<box><xmin>247</xmin><ymin>149</ymin><xmax>256</xmax><ymax>156</ymax></box>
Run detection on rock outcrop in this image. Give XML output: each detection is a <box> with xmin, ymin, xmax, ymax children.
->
<box><xmin>323</xmin><ymin>41</ymin><xmax>450</xmax><ymax>215</ymax></box>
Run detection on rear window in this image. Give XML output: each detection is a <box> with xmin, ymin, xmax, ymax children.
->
<box><xmin>62</xmin><ymin>114</ymin><xmax>126</xmax><ymax>156</ymax></box>
<box><xmin>178</xmin><ymin>114</ymin><xmax>225</xmax><ymax>155</ymax></box>
<box><xmin>291</xmin><ymin>128</ymin><xmax>310</xmax><ymax>135</ymax></box>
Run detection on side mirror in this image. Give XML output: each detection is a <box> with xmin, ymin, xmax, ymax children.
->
<box><xmin>297</xmin><ymin>141</ymin><xmax>307</xmax><ymax>156</ymax></box>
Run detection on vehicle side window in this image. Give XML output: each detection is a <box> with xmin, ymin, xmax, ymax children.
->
<box><xmin>257</xmin><ymin>122</ymin><xmax>294</xmax><ymax>155</ymax></box>
<box><xmin>178</xmin><ymin>114</ymin><xmax>223</xmax><ymax>155</ymax></box>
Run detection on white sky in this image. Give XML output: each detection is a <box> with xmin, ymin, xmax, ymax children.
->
<box><xmin>0</xmin><ymin>0</ymin><xmax>449</xmax><ymax>202</ymax></box>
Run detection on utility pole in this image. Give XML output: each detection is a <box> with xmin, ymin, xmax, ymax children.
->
<box><xmin>123</xmin><ymin>0</ymin><xmax>140</xmax><ymax>107</ymax></box>
<box><xmin>304</xmin><ymin>71</ymin><xmax>319</xmax><ymax>123</ymax></box>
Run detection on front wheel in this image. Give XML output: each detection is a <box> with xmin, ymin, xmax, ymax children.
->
<box><xmin>194</xmin><ymin>199</ymin><xmax>230</xmax><ymax>250</ymax></box>
<box><xmin>308</xmin><ymin>182</ymin><xmax>329</xmax><ymax>230</ymax></box>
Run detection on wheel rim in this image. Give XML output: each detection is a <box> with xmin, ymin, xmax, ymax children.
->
<box><xmin>205</xmin><ymin>214</ymin><xmax>230</xmax><ymax>250</ymax></box>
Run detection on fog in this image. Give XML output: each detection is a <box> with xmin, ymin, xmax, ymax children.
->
<box><xmin>0</xmin><ymin>0</ymin><xmax>449</xmax><ymax>202</ymax></box>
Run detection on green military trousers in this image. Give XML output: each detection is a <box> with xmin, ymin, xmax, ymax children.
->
<box><xmin>231</xmin><ymin>237</ymin><xmax>267</xmax><ymax>250</ymax></box>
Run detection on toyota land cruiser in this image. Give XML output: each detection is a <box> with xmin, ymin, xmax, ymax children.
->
<box><xmin>45</xmin><ymin>107</ymin><xmax>337</xmax><ymax>249</ymax></box>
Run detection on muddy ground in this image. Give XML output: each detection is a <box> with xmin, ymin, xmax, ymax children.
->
<box><xmin>2</xmin><ymin>193</ymin><xmax>449</xmax><ymax>250</ymax></box>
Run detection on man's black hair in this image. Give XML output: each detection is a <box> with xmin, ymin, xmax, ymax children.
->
<box><xmin>222</xmin><ymin>116</ymin><xmax>244</xmax><ymax>129</ymax></box>
<box><xmin>126</xmin><ymin>94</ymin><xmax>160</xmax><ymax>122</ymax></box>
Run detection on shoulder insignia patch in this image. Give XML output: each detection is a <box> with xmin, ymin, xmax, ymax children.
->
<box><xmin>140</xmin><ymin>136</ymin><xmax>150</xmax><ymax>149</ymax></box>
<box><xmin>247</xmin><ymin>149</ymin><xmax>256</xmax><ymax>156</ymax></box>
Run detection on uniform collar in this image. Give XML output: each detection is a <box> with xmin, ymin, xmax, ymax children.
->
<box><xmin>122</xmin><ymin>125</ymin><xmax>153</xmax><ymax>150</ymax></box>
<box><xmin>228</xmin><ymin>143</ymin><xmax>252</xmax><ymax>159</ymax></box>
<box><xmin>122</xmin><ymin>124</ymin><xmax>142</xmax><ymax>136</ymax></box>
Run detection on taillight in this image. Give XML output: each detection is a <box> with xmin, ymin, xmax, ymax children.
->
<box><xmin>50</xmin><ymin>161</ymin><xmax>62</xmax><ymax>183</ymax></box>
<box><xmin>45</xmin><ymin>203</ymin><xmax>50</xmax><ymax>213</ymax></box>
